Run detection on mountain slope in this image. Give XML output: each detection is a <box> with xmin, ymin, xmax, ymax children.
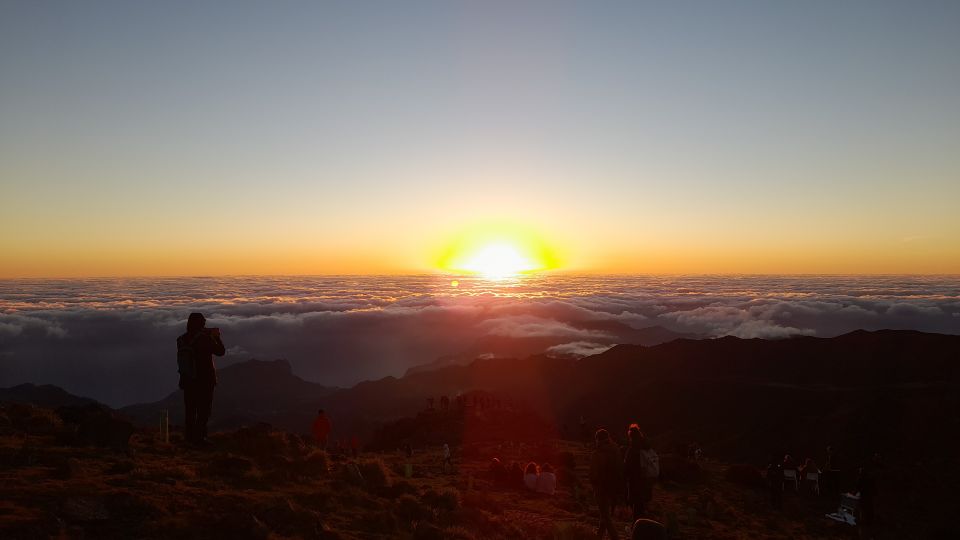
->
<box><xmin>0</xmin><ymin>383</ymin><xmax>100</xmax><ymax>409</ymax></box>
<box><xmin>120</xmin><ymin>359</ymin><xmax>337</xmax><ymax>434</ymax></box>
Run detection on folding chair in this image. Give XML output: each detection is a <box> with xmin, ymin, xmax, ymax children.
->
<box><xmin>783</xmin><ymin>468</ymin><xmax>799</xmax><ymax>491</ymax></box>
<box><xmin>805</xmin><ymin>471</ymin><xmax>821</xmax><ymax>495</ymax></box>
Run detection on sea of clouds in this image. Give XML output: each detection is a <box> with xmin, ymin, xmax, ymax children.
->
<box><xmin>1</xmin><ymin>274</ymin><xmax>957</xmax><ymax>406</ymax></box>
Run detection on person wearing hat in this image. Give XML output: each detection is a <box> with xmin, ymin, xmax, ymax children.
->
<box><xmin>176</xmin><ymin>312</ymin><xmax>225</xmax><ymax>446</ymax></box>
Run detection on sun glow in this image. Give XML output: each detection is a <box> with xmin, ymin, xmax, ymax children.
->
<box><xmin>460</xmin><ymin>243</ymin><xmax>538</xmax><ymax>279</ymax></box>
<box><xmin>436</xmin><ymin>223</ymin><xmax>560</xmax><ymax>279</ymax></box>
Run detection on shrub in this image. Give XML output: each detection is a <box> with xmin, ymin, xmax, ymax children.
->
<box><xmin>207</xmin><ymin>453</ymin><xmax>255</xmax><ymax>478</ymax></box>
<box><xmin>420</xmin><ymin>488</ymin><xmax>442</xmax><ymax>510</ymax></box>
<box><xmin>299</xmin><ymin>449</ymin><xmax>330</xmax><ymax>477</ymax></box>
<box><xmin>440</xmin><ymin>525</ymin><xmax>476</xmax><ymax>539</ymax></box>
<box><xmin>397</xmin><ymin>494</ymin><xmax>431</xmax><ymax>525</ymax></box>
<box><xmin>357</xmin><ymin>458</ymin><xmax>392</xmax><ymax>493</ymax></box>
<box><xmin>412</xmin><ymin>522</ymin><xmax>443</xmax><ymax>540</ymax></box>
<box><xmin>387</xmin><ymin>479</ymin><xmax>419</xmax><ymax>497</ymax></box>
<box><xmin>437</xmin><ymin>488</ymin><xmax>461</xmax><ymax>513</ymax></box>
<box><xmin>461</xmin><ymin>491</ymin><xmax>502</xmax><ymax>514</ymax></box>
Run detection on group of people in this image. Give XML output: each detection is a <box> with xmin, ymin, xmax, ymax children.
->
<box><xmin>767</xmin><ymin>448</ymin><xmax>840</xmax><ymax>508</ymax></box>
<box><xmin>487</xmin><ymin>457</ymin><xmax>557</xmax><ymax>495</ymax></box>
<box><xmin>590</xmin><ymin>424</ymin><xmax>661</xmax><ymax>540</ymax></box>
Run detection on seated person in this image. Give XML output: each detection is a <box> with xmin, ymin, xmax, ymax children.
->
<box><xmin>523</xmin><ymin>462</ymin><xmax>539</xmax><ymax>491</ymax></box>
<box><xmin>536</xmin><ymin>462</ymin><xmax>557</xmax><ymax>495</ymax></box>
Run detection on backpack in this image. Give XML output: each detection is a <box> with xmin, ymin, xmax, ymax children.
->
<box><xmin>177</xmin><ymin>333</ymin><xmax>201</xmax><ymax>380</ymax></box>
<box><xmin>641</xmin><ymin>449</ymin><xmax>660</xmax><ymax>479</ymax></box>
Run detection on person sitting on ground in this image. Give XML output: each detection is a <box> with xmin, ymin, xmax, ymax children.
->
<box><xmin>311</xmin><ymin>409</ymin><xmax>332</xmax><ymax>450</ymax></box>
<box><xmin>489</xmin><ymin>457</ymin><xmax>508</xmax><ymax>487</ymax></box>
<box><xmin>590</xmin><ymin>428</ymin><xmax>624</xmax><ymax>540</ymax></box>
<box><xmin>623</xmin><ymin>424</ymin><xmax>659</xmax><ymax>519</ymax></box>
<box><xmin>524</xmin><ymin>461</ymin><xmax>540</xmax><ymax>491</ymax></box>
<box><xmin>509</xmin><ymin>461</ymin><xmax>525</xmax><ymax>488</ymax></box>
<box><xmin>537</xmin><ymin>462</ymin><xmax>557</xmax><ymax>495</ymax></box>
<box><xmin>631</xmin><ymin>518</ymin><xmax>668</xmax><ymax>540</ymax></box>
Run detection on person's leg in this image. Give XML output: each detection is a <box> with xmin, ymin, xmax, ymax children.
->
<box><xmin>183</xmin><ymin>386</ymin><xmax>197</xmax><ymax>443</ymax></box>
<box><xmin>598</xmin><ymin>496</ymin><xmax>619</xmax><ymax>540</ymax></box>
<box><xmin>196</xmin><ymin>385</ymin><xmax>214</xmax><ymax>441</ymax></box>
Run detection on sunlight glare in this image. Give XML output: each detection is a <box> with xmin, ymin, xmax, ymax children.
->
<box><xmin>436</xmin><ymin>222</ymin><xmax>560</xmax><ymax>279</ymax></box>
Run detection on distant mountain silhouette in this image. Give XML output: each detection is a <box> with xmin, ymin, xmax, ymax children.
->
<box><xmin>120</xmin><ymin>359</ymin><xmax>337</xmax><ymax>434</ymax></box>
<box><xmin>121</xmin><ymin>330</ymin><xmax>959</xmax><ymax>447</ymax></box>
<box><xmin>405</xmin><ymin>324</ymin><xmax>694</xmax><ymax>375</ymax></box>
<box><xmin>0</xmin><ymin>383</ymin><xmax>100</xmax><ymax>409</ymax></box>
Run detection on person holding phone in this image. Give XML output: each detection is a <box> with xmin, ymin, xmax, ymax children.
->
<box><xmin>177</xmin><ymin>312</ymin><xmax>225</xmax><ymax>446</ymax></box>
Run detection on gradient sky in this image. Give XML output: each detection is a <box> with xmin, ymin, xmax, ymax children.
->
<box><xmin>2</xmin><ymin>1</ymin><xmax>959</xmax><ymax>277</ymax></box>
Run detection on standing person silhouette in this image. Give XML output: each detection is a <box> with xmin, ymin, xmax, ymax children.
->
<box><xmin>590</xmin><ymin>428</ymin><xmax>624</xmax><ymax>540</ymax></box>
<box><xmin>177</xmin><ymin>312</ymin><xmax>224</xmax><ymax>446</ymax></box>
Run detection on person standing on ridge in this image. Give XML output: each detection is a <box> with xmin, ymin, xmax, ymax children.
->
<box><xmin>590</xmin><ymin>428</ymin><xmax>624</xmax><ymax>540</ymax></box>
<box><xmin>312</xmin><ymin>409</ymin><xmax>332</xmax><ymax>450</ymax></box>
<box><xmin>623</xmin><ymin>425</ymin><xmax>659</xmax><ymax>519</ymax></box>
<box><xmin>176</xmin><ymin>312</ymin><xmax>225</xmax><ymax>446</ymax></box>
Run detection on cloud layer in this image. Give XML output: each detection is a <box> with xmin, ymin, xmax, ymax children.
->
<box><xmin>1</xmin><ymin>275</ymin><xmax>958</xmax><ymax>406</ymax></box>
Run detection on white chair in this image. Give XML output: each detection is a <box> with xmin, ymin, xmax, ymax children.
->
<box><xmin>805</xmin><ymin>471</ymin><xmax>821</xmax><ymax>495</ymax></box>
<box><xmin>783</xmin><ymin>468</ymin><xmax>799</xmax><ymax>491</ymax></box>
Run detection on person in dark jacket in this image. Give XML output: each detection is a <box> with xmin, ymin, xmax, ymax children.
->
<box><xmin>177</xmin><ymin>312</ymin><xmax>224</xmax><ymax>446</ymax></box>
<box><xmin>590</xmin><ymin>428</ymin><xmax>624</xmax><ymax>540</ymax></box>
<box><xmin>767</xmin><ymin>454</ymin><xmax>784</xmax><ymax>509</ymax></box>
<box><xmin>623</xmin><ymin>425</ymin><xmax>656</xmax><ymax>519</ymax></box>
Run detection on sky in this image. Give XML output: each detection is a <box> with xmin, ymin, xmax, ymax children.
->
<box><xmin>2</xmin><ymin>1</ymin><xmax>959</xmax><ymax>277</ymax></box>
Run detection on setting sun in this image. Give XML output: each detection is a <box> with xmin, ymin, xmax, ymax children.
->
<box><xmin>435</xmin><ymin>222</ymin><xmax>560</xmax><ymax>278</ymax></box>
<box><xmin>459</xmin><ymin>243</ymin><xmax>537</xmax><ymax>279</ymax></box>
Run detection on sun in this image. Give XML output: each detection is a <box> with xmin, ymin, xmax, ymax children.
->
<box><xmin>459</xmin><ymin>242</ymin><xmax>538</xmax><ymax>279</ymax></box>
<box><xmin>435</xmin><ymin>222</ymin><xmax>560</xmax><ymax>279</ymax></box>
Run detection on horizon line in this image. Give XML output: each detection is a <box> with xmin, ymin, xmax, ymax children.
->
<box><xmin>2</xmin><ymin>270</ymin><xmax>959</xmax><ymax>281</ymax></box>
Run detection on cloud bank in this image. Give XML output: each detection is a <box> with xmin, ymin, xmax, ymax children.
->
<box><xmin>1</xmin><ymin>275</ymin><xmax>957</xmax><ymax>406</ymax></box>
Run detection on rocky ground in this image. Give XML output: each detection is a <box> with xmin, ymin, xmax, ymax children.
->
<box><xmin>0</xmin><ymin>402</ymin><xmax>863</xmax><ymax>540</ymax></box>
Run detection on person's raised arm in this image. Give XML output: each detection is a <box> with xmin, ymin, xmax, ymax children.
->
<box><xmin>210</xmin><ymin>329</ymin><xmax>226</xmax><ymax>356</ymax></box>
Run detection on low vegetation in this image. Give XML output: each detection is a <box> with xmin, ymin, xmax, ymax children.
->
<box><xmin>0</xmin><ymin>404</ymin><xmax>873</xmax><ymax>539</ymax></box>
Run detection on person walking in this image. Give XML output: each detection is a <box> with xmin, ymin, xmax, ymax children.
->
<box><xmin>176</xmin><ymin>312</ymin><xmax>225</xmax><ymax>446</ymax></box>
<box><xmin>590</xmin><ymin>428</ymin><xmax>624</xmax><ymax>540</ymax></box>
<box><xmin>442</xmin><ymin>443</ymin><xmax>453</xmax><ymax>472</ymax></box>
